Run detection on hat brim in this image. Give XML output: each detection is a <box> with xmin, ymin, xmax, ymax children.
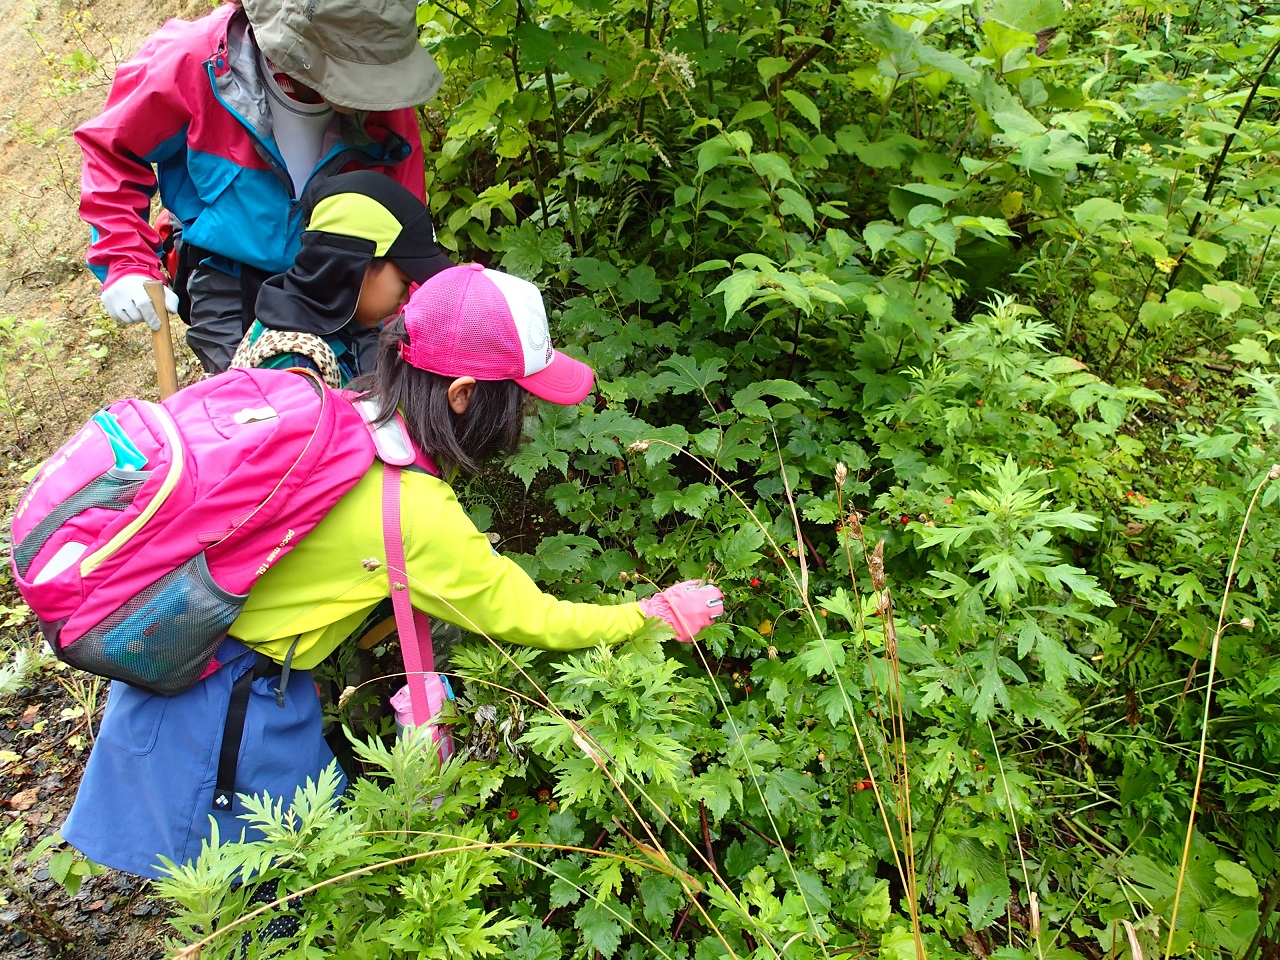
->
<box><xmin>302</xmin><ymin>44</ymin><xmax>443</xmax><ymax>112</ymax></box>
<box><xmin>515</xmin><ymin>351</ymin><xmax>595</xmax><ymax>405</ymax></box>
<box><xmin>391</xmin><ymin>250</ymin><xmax>456</xmax><ymax>285</ymax></box>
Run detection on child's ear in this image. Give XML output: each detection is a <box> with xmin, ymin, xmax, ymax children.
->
<box><xmin>447</xmin><ymin>376</ymin><xmax>477</xmax><ymax>414</ymax></box>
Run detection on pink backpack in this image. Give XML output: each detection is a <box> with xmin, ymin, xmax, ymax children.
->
<box><xmin>11</xmin><ymin>367</ymin><xmax>454</xmax><ymax>756</ymax></box>
<box><xmin>11</xmin><ymin>368</ymin><xmax>377</xmax><ymax>695</ymax></box>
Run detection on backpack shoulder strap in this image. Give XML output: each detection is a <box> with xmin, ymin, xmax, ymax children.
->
<box><xmin>381</xmin><ymin>463</ymin><xmax>434</xmax><ymax>728</ymax></box>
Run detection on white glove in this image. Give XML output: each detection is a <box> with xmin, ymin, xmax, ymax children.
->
<box><xmin>101</xmin><ymin>275</ymin><xmax>178</xmax><ymax>332</ymax></box>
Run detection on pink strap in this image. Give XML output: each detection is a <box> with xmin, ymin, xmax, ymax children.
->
<box><xmin>381</xmin><ymin>463</ymin><xmax>434</xmax><ymax>726</ymax></box>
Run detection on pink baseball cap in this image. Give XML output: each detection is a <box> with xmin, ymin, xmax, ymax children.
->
<box><xmin>399</xmin><ymin>264</ymin><xmax>595</xmax><ymax>405</ymax></box>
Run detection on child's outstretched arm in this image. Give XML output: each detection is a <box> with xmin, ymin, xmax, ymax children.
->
<box><xmin>403</xmin><ymin>473</ymin><xmax>646</xmax><ymax>649</ymax></box>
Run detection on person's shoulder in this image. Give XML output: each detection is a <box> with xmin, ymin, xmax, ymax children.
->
<box><xmin>132</xmin><ymin>3</ymin><xmax>236</xmax><ymax>67</ymax></box>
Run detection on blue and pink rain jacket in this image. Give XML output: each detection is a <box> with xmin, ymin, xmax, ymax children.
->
<box><xmin>76</xmin><ymin>3</ymin><xmax>427</xmax><ymax>290</ymax></box>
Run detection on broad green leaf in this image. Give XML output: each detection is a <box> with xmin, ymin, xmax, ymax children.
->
<box><xmin>1215</xmin><ymin>861</ymin><xmax>1259</xmax><ymax>900</ymax></box>
<box><xmin>750</xmin><ymin>152</ymin><xmax>797</xmax><ymax>187</ymax></box>
<box><xmin>712</xmin><ymin>271</ymin><xmax>763</xmax><ymax>319</ymax></box>
<box><xmin>758</xmin><ymin>56</ymin><xmax>790</xmax><ymax>84</ymax></box>
<box><xmin>985</xmin><ymin>0</ymin><xmax>1064</xmax><ymax>33</ymax></box>
<box><xmin>617</xmin><ymin>265</ymin><xmax>662</xmax><ymax>304</ymax></box>
<box><xmin>863</xmin><ymin>222</ymin><xmax>900</xmax><ymax>258</ymax></box>
<box><xmin>1072</xmin><ymin>197</ymin><xmax>1126</xmax><ymax>228</ymax></box>
<box><xmin>572</xmin><ymin>256</ymin><xmax>620</xmax><ymax>292</ymax></box>
<box><xmin>782</xmin><ymin>89</ymin><xmax>822</xmax><ymax>129</ymax></box>
<box><xmin>574</xmin><ymin>899</ymin><xmax>626</xmax><ymax>957</ymax></box>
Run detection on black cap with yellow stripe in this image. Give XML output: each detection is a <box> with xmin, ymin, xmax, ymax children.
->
<box><xmin>306</xmin><ymin>171</ymin><xmax>453</xmax><ymax>285</ymax></box>
<box><xmin>255</xmin><ymin>171</ymin><xmax>453</xmax><ymax>337</ymax></box>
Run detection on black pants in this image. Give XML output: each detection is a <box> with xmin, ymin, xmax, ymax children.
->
<box><xmin>183</xmin><ymin>258</ymin><xmax>272</xmax><ymax>374</ymax></box>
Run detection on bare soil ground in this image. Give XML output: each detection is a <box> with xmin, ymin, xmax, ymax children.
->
<box><xmin>0</xmin><ymin>1</ymin><xmax>203</xmax><ymax>955</ymax></box>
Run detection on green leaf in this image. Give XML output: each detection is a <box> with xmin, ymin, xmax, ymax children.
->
<box><xmin>1215</xmin><ymin>861</ymin><xmax>1259</xmax><ymax>900</ymax></box>
<box><xmin>509</xmin><ymin>923</ymin><xmax>564</xmax><ymax>960</ymax></box>
<box><xmin>639</xmin><ymin>875</ymin><xmax>683</xmax><ymax>927</ymax></box>
<box><xmin>863</xmin><ymin>222</ymin><xmax>900</xmax><ymax>258</ymax></box>
<box><xmin>1188</xmin><ymin>239</ymin><xmax>1227</xmax><ymax>267</ymax></box>
<box><xmin>514</xmin><ymin>22</ymin><xmax>560</xmax><ymax>71</ymax></box>
<box><xmin>732</xmin><ymin>379</ymin><xmax>814</xmax><ymax>407</ymax></box>
<box><xmin>717</xmin><ymin>524</ymin><xmax>767</xmax><ymax>572</ymax></box>
<box><xmin>572</xmin><ymin>256</ymin><xmax>621</xmax><ymax>292</ymax></box>
<box><xmin>575</xmin><ymin>898</ymin><xmax>626</xmax><ymax>956</ymax></box>
<box><xmin>618</xmin><ymin>265</ymin><xmax>662</xmax><ymax>304</ymax></box>
<box><xmin>696</xmin><ymin>136</ymin><xmax>740</xmax><ymax>177</ymax></box>
<box><xmin>751</xmin><ymin>152</ymin><xmax>797</xmax><ymax>187</ymax></box>
<box><xmin>1072</xmin><ymin>197</ymin><xmax>1126</xmax><ymax>229</ymax></box>
<box><xmin>777</xmin><ymin>187</ymin><xmax>816</xmax><ymax>230</ymax></box>
<box><xmin>782</xmin><ymin>90</ymin><xmax>822</xmax><ymax>130</ymax></box>
<box><xmin>758</xmin><ymin>57</ymin><xmax>791</xmax><ymax>84</ymax></box>
<box><xmin>497</xmin><ymin>222</ymin><xmax>572</xmax><ymax>280</ymax></box>
<box><xmin>984</xmin><ymin>0</ymin><xmax>1064</xmax><ymax>33</ymax></box>
<box><xmin>712</xmin><ymin>271</ymin><xmax>763</xmax><ymax>319</ymax></box>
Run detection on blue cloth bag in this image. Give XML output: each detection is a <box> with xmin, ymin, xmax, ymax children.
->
<box><xmin>63</xmin><ymin>639</ymin><xmax>344</xmax><ymax>878</ymax></box>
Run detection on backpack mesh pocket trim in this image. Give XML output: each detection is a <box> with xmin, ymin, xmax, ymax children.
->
<box><xmin>13</xmin><ymin>469</ymin><xmax>150</xmax><ymax>579</ymax></box>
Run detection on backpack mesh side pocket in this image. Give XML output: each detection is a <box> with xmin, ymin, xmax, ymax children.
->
<box><xmin>57</xmin><ymin>554</ymin><xmax>248</xmax><ymax>696</ymax></box>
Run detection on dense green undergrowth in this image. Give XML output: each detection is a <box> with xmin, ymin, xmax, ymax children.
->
<box><xmin>37</xmin><ymin>0</ymin><xmax>1280</xmax><ymax>957</ymax></box>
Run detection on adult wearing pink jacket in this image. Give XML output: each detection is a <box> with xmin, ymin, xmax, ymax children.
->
<box><xmin>77</xmin><ymin>0</ymin><xmax>441</xmax><ymax>373</ymax></box>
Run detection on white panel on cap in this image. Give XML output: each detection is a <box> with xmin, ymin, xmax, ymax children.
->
<box><xmin>484</xmin><ymin>268</ymin><xmax>553</xmax><ymax>377</ymax></box>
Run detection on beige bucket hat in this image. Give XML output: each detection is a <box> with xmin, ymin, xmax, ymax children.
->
<box><xmin>243</xmin><ymin>0</ymin><xmax>444</xmax><ymax>111</ymax></box>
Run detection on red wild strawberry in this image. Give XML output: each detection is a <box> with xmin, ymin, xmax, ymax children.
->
<box><xmin>900</xmin><ymin>514</ymin><xmax>910</xmax><ymax>525</ymax></box>
<box><xmin>749</xmin><ymin>577</ymin><xmax>761</xmax><ymax>588</ymax></box>
<box><xmin>508</xmin><ymin>809</ymin><xmax>519</xmax><ymax>820</ymax></box>
<box><xmin>854</xmin><ymin>779</ymin><xmax>873</xmax><ymax>791</ymax></box>
<box><xmin>975</xmin><ymin>399</ymin><xmax>983</xmax><ymax>406</ymax></box>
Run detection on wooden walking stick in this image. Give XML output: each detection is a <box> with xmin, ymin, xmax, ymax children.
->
<box><xmin>143</xmin><ymin>280</ymin><xmax>180</xmax><ymax>400</ymax></box>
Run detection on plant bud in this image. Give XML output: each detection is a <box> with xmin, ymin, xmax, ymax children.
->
<box><xmin>1270</xmin><ymin>464</ymin><xmax>1280</xmax><ymax>480</ymax></box>
<box><xmin>1240</xmin><ymin>617</ymin><xmax>1255</xmax><ymax>630</ymax></box>
<box><xmin>834</xmin><ymin>462</ymin><xmax>848</xmax><ymax>488</ymax></box>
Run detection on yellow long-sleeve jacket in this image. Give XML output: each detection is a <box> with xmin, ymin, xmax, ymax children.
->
<box><xmin>230</xmin><ymin>462</ymin><xmax>646</xmax><ymax>669</ymax></box>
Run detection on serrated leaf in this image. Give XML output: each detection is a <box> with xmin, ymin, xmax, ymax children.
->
<box><xmin>509</xmin><ymin>923</ymin><xmax>563</xmax><ymax>960</ymax></box>
<box><xmin>732</xmin><ymin>379</ymin><xmax>814</xmax><ymax>407</ymax></box>
<box><xmin>712</xmin><ymin>271</ymin><xmax>763</xmax><ymax>319</ymax></box>
<box><xmin>640</xmin><ymin>875</ymin><xmax>683</xmax><ymax>926</ymax></box>
<box><xmin>617</xmin><ymin>265</ymin><xmax>662</xmax><ymax>304</ymax></box>
<box><xmin>572</xmin><ymin>256</ymin><xmax>621</xmax><ymax>292</ymax></box>
<box><xmin>575</xmin><ymin>899</ymin><xmax>626</xmax><ymax>957</ymax></box>
<box><xmin>653</xmin><ymin>356</ymin><xmax>727</xmax><ymax>397</ymax></box>
<box><xmin>782</xmin><ymin>90</ymin><xmax>821</xmax><ymax>129</ymax></box>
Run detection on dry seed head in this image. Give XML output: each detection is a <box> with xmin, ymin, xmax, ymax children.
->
<box><xmin>767</xmin><ymin>645</ymin><xmax>778</xmax><ymax>660</ymax></box>
<box><xmin>626</xmin><ymin>439</ymin><xmax>650</xmax><ymax>455</ymax></box>
<box><xmin>338</xmin><ymin>685</ymin><xmax>357</xmax><ymax>709</ymax></box>
<box><xmin>1270</xmin><ymin>464</ymin><xmax>1280</xmax><ymax>481</ymax></box>
<box><xmin>834</xmin><ymin>462</ymin><xmax>848</xmax><ymax>488</ymax></box>
<box><xmin>1241</xmin><ymin>617</ymin><xmax>1255</xmax><ymax>630</ymax></box>
<box><xmin>869</xmin><ymin>540</ymin><xmax>886</xmax><ymax>592</ymax></box>
<box><xmin>847</xmin><ymin>512</ymin><xmax>865</xmax><ymax>542</ymax></box>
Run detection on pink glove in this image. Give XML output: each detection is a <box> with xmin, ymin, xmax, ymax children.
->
<box><xmin>638</xmin><ymin>580</ymin><xmax>725</xmax><ymax>642</ymax></box>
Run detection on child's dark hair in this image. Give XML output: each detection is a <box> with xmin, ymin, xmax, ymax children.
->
<box><xmin>350</xmin><ymin>316</ymin><xmax>527</xmax><ymax>476</ymax></box>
